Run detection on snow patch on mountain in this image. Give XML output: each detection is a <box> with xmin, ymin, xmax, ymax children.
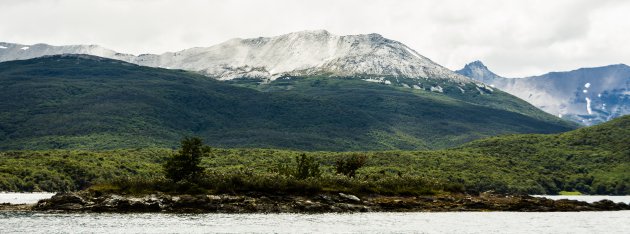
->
<box><xmin>430</xmin><ymin>86</ymin><xmax>443</xmax><ymax>93</ymax></box>
<box><xmin>363</xmin><ymin>78</ymin><xmax>382</xmax><ymax>83</ymax></box>
<box><xmin>585</xmin><ymin>97</ymin><xmax>592</xmax><ymax>115</ymax></box>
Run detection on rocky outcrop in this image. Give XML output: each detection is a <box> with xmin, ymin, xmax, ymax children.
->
<box><xmin>31</xmin><ymin>192</ymin><xmax>630</xmax><ymax>213</ymax></box>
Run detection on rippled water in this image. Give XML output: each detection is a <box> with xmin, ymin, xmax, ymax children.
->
<box><xmin>1</xmin><ymin>194</ymin><xmax>629</xmax><ymax>233</ymax></box>
<box><xmin>1</xmin><ymin>211</ymin><xmax>629</xmax><ymax>233</ymax></box>
<box><xmin>0</xmin><ymin>193</ymin><xmax>55</xmax><ymax>204</ymax></box>
<box><xmin>533</xmin><ymin>195</ymin><xmax>630</xmax><ymax>204</ymax></box>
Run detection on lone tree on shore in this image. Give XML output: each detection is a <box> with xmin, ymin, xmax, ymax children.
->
<box><xmin>164</xmin><ymin>137</ymin><xmax>210</xmax><ymax>182</ymax></box>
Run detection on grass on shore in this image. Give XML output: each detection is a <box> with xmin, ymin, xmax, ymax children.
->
<box><xmin>558</xmin><ymin>191</ymin><xmax>583</xmax><ymax>195</ymax></box>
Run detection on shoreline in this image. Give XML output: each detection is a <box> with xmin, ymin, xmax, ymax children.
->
<box><xmin>5</xmin><ymin>192</ymin><xmax>627</xmax><ymax>213</ymax></box>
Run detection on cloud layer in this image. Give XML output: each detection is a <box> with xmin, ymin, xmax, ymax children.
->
<box><xmin>1</xmin><ymin>0</ymin><xmax>628</xmax><ymax>77</ymax></box>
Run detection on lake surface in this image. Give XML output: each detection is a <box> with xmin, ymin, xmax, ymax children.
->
<box><xmin>1</xmin><ymin>211</ymin><xmax>629</xmax><ymax>233</ymax></box>
<box><xmin>1</xmin><ymin>194</ymin><xmax>629</xmax><ymax>233</ymax></box>
<box><xmin>0</xmin><ymin>192</ymin><xmax>55</xmax><ymax>204</ymax></box>
<box><xmin>533</xmin><ymin>195</ymin><xmax>630</xmax><ymax>204</ymax></box>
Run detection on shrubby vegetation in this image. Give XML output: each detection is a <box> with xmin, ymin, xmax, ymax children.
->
<box><xmin>335</xmin><ymin>153</ymin><xmax>367</xmax><ymax>177</ymax></box>
<box><xmin>1</xmin><ymin>114</ymin><xmax>628</xmax><ymax>195</ymax></box>
<box><xmin>100</xmin><ymin>171</ymin><xmax>442</xmax><ymax>196</ymax></box>
<box><xmin>0</xmin><ymin>149</ymin><xmax>165</xmax><ymax>192</ymax></box>
<box><xmin>457</xmin><ymin>114</ymin><xmax>630</xmax><ymax>195</ymax></box>
<box><xmin>291</xmin><ymin>154</ymin><xmax>322</xmax><ymax>180</ymax></box>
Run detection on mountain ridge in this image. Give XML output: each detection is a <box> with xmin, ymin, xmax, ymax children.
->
<box><xmin>457</xmin><ymin>61</ymin><xmax>630</xmax><ymax>125</ymax></box>
<box><xmin>0</xmin><ymin>30</ymin><xmax>472</xmax><ymax>83</ymax></box>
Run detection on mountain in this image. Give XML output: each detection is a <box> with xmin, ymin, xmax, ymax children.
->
<box><xmin>1</xmin><ymin>30</ymin><xmax>470</xmax><ymax>83</ymax></box>
<box><xmin>455</xmin><ymin>60</ymin><xmax>502</xmax><ymax>84</ymax></box>
<box><xmin>0</xmin><ymin>42</ymin><xmax>135</xmax><ymax>62</ymax></box>
<box><xmin>457</xmin><ymin>61</ymin><xmax>630</xmax><ymax>125</ymax></box>
<box><xmin>0</xmin><ymin>55</ymin><xmax>576</xmax><ymax>150</ymax></box>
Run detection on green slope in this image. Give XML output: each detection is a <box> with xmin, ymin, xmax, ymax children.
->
<box><xmin>0</xmin><ymin>55</ymin><xmax>575</xmax><ymax>151</ymax></box>
<box><xmin>455</xmin><ymin>114</ymin><xmax>630</xmax><ymax>194</ymax></box>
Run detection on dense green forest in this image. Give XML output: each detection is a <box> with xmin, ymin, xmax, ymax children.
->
<box><xmin>1</xmin><ymin>115</ymin><xmax>627</xmax><ymax>195</ymax></box>
<box><xmin>0</xmin><ymin>55</ymin><xmax>576</xmax><ymax>151</ymax></box>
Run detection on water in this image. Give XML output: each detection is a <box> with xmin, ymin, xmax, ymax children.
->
<box><xmin>1</xmin><ymin>211</ymin><xmax>629</xmax><ymax>233</ymax></box>
<box><xmin>0</xmin><ymin>193</ymin><xmax>55</xmax><ymax>204</ymax></box>
<box><xmin>1</xmin><ymin>194</ymin><xmax>629</xmax><ymax>233</ymax></box>
<box><xmin>533</xmin><ymin>195</ymin><xmax>630</xmax><ymax>204</ymax></box>
<box><xmin>3</xmin><ymin>192</ymin><xmax>627</xmax><ymax>205</ymax></box>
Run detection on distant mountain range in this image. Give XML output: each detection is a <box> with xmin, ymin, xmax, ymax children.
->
<box><xmin>457</xmin><ymin>61</ymin><xmax>630</xmax><ymax>125</ymax></box>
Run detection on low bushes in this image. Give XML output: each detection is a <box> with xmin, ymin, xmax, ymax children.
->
<box><xmin>335</xmin><ymin>153</ymin><xmax>367</xmax><ymax>177</ymax></box>
<box><xmin>92</xmin><ymin>171</ymin><xmax>448</xmax><ymax>196</ymax></box>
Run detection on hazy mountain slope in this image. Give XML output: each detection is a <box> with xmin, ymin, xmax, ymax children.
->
<box><xmin>457</xmin><ymin>61</ymin><xmax>630</xmax><ymax>125</ymax></box>
<box><xmin>0</xmin><ymin>42</ymin><xmax>134</xmax><ymax>62</ymax></box>
<box><xmin>0</xmin><ymin>55</ymin><xmax>576</xmax><ymax>150</ymax></box>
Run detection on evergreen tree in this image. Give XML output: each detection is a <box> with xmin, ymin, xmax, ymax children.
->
<box><xmin>164</xmin><ymin>137</ymin><xmax>209</xmax><ymax>182</ymax></box>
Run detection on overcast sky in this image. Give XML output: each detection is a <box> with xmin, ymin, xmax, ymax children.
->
<box><xmin>1</xmin><ymin>0</ymin><xmax>629</xmax><ymax>77</ymax></box>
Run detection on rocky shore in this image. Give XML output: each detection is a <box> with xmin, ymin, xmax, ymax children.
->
<box><xmin>20</xmin><ymin>192</ymin><xmax>630</xmax><ymax>213</ymax></box>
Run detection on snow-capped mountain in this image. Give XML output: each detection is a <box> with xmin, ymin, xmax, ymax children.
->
<box><xmin>457</xmin><ymin>61</ymin><xmax>630</xmax><ymax>125</ymax></box>
<box><xmin>0</xmin><ymin>42</ymin><xmax>135</xmax><ymax>62</ymax></box>
<box><xmin>0</xmin><ymin>30</ymin><xmax>471</xmax><ymax>83</ymax></box>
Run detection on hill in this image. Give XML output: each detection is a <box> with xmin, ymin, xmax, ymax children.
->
<box><xmin>0</xmin><ymin>55</ymin><xmax>576</xmax><ymax>150</ymax></box>
<box><xmin>456</xmin><ymin>114</ymin><xmax>630</xmax><ymax>194</ymax></box>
